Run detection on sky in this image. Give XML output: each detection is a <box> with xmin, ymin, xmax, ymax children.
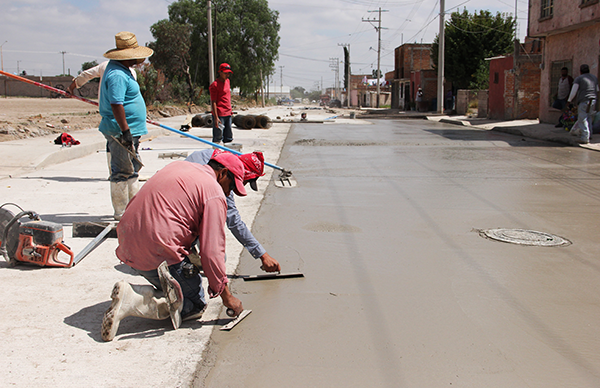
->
<box><xmin>0</xmin><ymin>0</ymin><xmax>528</xmax><ymax>92</ymax></box>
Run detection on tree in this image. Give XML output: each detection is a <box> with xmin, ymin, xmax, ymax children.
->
<box><xmin>148</xmin><ymin>19</ymin><xmax>195</xmax><ymax>102</ymax></box>
<box><xmin>78</xmin><ymin>60</ymin><xmax>98</xmax><ymax>75</ymax></box>
<box><xmin>165</xmin><ymin>0</ymin><xmax>280</xmax><ymax>96</ymax></box>
<box><xmin>431</xmin><ymin>9</ymin><xmax>515</xmax><ymax>90</ymax></box>
<box><xmin>291</xmin><ymin>86</ymin><xmax>305</xmax><ymax>99</ymax></box>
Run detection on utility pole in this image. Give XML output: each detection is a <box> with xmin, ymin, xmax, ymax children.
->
<box><xmin>363</xmin><ymin>8</ymin><xmax>388</xmax><ymax>108</ymax></box>
<box><xmin>329</xmin><ymin>57</ymin><xmax>339</xmax><ymax>100</ymax></box>
<box><xmin>59</xmin><ymin>51</ymin><xmax>67</xmax><ymax>75</ymax></box>
<box><xmin>338</xmin><ymin>43</ymin><xmax>351</xmax><ymax>106</ymax></box>
<box><xmin>279</xmin><ymin>65</ymin><xmax>284</xmax><ymax>96</ymax></box>
<box><xmin>207</xmin><ymin>0</ymin><xmax>215</xmax><ymax>84</ymax></box>
<box><xmin>0</xmin><ymin>41</ymin><xmax>6</xmax><ymax>72</ymax></box>
<box><xmin>437</xmin><ymin>0</ymin><xmax>445</xmax><ymax>114</ymax></box>
<box><xmin>260</xmin><ymin>69</ymin><xmax>265</xmax><ymax>107</ymax></box>
<box><xmin>514</xmin><ymin>0</ymin><xmax>518</xmax><ymax>40</ymax></box>
<box><xmin>17</xmin><ymin>60</ymin><xmax>21</xmax><ymax>74</ymax></box>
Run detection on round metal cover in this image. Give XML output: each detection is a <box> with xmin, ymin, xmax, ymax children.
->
<box><xmin>480</xmin><ymin>228</ymin><xmax>571</xmax><ymax>247</ymax></box>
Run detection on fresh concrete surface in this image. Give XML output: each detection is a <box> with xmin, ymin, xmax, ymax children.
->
<box><xmin>200</xmin><ymin>118</ymin><xmax>600</xmax><ymax>387</ymax></box>
<box><xmin>0</xmin><ymin>105</ymin><xmax>343</xmax><ymax>387</ymax></box>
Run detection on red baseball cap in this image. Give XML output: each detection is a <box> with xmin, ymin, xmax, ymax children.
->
<box><xmin>239</xmin><ymin>151</ymin><xmax>265</xmax><ymax>191</ymax></box>
<box><xmin>210</xmin><ymin>150</ymin><xmax>246</xmax><ymax>196</ymax></box>
<box><xmin>219</xmin><ymin>63</ymin><xmax>233</xmax><ymax>73</ymax></box>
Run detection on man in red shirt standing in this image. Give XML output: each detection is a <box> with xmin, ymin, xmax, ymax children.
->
<box><xmin>209</xmin><ymin>63</ymin><xmax>234</xmax><ymax>144</ymax></box>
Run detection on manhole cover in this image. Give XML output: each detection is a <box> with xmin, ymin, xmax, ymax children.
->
<box><xmin>479</xmin><ymin>228</ymin><xmax>571</xmax><ymax>247</ymax></box>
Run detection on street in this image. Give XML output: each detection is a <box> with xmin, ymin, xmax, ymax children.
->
<box><xmin>199</xmin><ymin>119</ymin><xmax>600</xmax><ymax>387</ymax></box>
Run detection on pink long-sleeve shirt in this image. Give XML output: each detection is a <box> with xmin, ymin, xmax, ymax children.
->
<box><xmin>116</xmin><ymin>161</ymin><xmax>228</xmax><ymax>298</ymax></box>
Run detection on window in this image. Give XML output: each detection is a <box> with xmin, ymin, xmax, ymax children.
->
<box><xmin>549</xmin><ymin>61</ymin><xmax>572</xmax><ymax>106</ymax></box>
<box><xmin>581</xmin><ymin>0</ymin><xmax>598</xmax><ymax>7</ymax></box>
<box><xmin>541</xmin><ymin>0</ymin><xmax>553</xmax><ymax>19</ymax></box>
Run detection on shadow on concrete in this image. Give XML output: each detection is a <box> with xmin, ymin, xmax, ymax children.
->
<box><xmin>64</xmin><ymin>299</ymin><xmax>232</xmax><ymax>342</ymax></box>
<box><xmin>0</xmin><ymin>260</ymin><xmax>71</xmax><ymax>271</ymax></box>
<box><xmin>114</xmin><ymin>263</ymin><xmax>138</xmax><ymax>276</ymax></box>
<box><xmin>423</xmin><ymin>128</ymin><xmax>566</xmax><ymax>147</ymax></box>
<box><xmin>64</xmin><ymin>300</ymin><xmax>175</xmax><ymax>342</ymax></box>
<box><xmin>17</xmin><ymin>176</ymin><xmax>107</xmax><ymax>183</ymax></box>
<box><xmin>40</xmin><ymin>213</ymin><xmax>113</xmax><ymax>226</ymax></box>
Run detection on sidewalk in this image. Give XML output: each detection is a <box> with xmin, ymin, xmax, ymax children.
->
<box><xmin>427</xmin><ymin>115</ymin><xmax>600</xmax><ymax>151</ymax></box>
<box><xmin>0</xmin><ymin>105</ymin><xmax>348</xmax><ymax>388</ymax></box>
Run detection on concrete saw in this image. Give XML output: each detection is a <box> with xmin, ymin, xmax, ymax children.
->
<box><xmin>0</xmin><ymin>203</ymin><xmax>74</xmax><ymax>268</ymax></box>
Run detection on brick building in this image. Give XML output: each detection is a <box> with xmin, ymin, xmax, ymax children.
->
<box><xmin>487</xmin><ymin>39</ymin><xmax>542</xmax><ymax>120</ymax></box>
<box><xmin>389</xmin><ymin>43</ymin><xmax>436</xmax><ymax>111</ymax></box>
<box><xmin>527</xmin><ymin>0</ymin><xmax>600</xmax><ymax>123</ymax></box>
<box><xmin>347</xmin><ymin>73</ymin><xmax>391</xmax><ymax>108</ymax></box>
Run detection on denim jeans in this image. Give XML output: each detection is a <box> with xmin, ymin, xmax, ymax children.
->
<box><xmin>135</xmin><ymin>258</ymin><xmax>206</xmax><ymax>317</ymax></box>
<box><xmin>577</xmin><ymin>100</ymin><xmax>597</xmax><ymax>142</ymax></box>
<box><xmin>104</xmin><ymin>134</ymin><xmax>142</xmax><ymax>182</ymax></box>
<box><xmin>212</xmin><ymin>115</ymin><xmax>233</xmax><ymax>143</ymax></box>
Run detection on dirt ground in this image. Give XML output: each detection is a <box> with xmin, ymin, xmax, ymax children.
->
<box><xmin>0</xmin><ymin>97</ymin><xmax>209</xmax><ymax>142</ymax></box>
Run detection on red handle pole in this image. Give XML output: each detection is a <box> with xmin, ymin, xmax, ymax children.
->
<box><xmin>0</xmin><ymin>69</ymin><xmax>98</xmax><ymax>106</ymax></box>
<box><xmin>0</xmin><ymin>69</ymin><xmax>292</xmax><ymax>173</ymax></box>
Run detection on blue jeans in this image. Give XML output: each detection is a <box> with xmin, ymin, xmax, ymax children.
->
<box><xmin>135</xmin><ymin>258</ymin><xmax>206</xmax><ymax>317</ymax></box>
<box><xmin>577</xmin><ymin>100</ymin><xmax>597</xmax><ymax>142</ymax></box>
<box><xmin>104</xmin><ymin>134</ymin><xmax>142</xmax><ymax>182</ymax></box>
<box><xmin>212</xmin><ymin>116</ymin><xmax>233</xmax><ymax>143</ymax></box>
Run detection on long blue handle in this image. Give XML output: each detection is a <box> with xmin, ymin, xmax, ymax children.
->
<box><xmin>147</xmin><ymin>119</ymin><xmax>285</xmax><ymax>172</ymax></box>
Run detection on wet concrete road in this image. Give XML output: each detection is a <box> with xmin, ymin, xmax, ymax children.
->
<box><xmin>198</xmin><ymin>119</ymin><xmax>600</xmax><ymax>387</ymax></box>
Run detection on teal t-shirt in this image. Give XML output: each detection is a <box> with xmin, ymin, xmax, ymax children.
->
<box><xmin>99</xmin><ymin>60</ymin><xmax>148</xmax><ymax>137</ymax></box>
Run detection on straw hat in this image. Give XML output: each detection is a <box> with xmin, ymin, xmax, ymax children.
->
<box><xmin>103</xmin><ymin>31</ymin><xmax>153</xmax><ymax>60</ymax></box>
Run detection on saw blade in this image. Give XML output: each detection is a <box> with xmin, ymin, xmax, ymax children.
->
<box><xmin>0</xmin><ymin>207</ymin><xmax>20</xmax><ymax>262</ymax></box>
<box><xmin>220</xmin><ymin>309</ymin><xmax>252</xmax><ymax>331</ymax></box>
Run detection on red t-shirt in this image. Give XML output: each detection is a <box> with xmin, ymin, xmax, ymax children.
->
<box><xmin>209</xmin><ymin>78</ymin><xmax>232</xmax><ymax>117</ymax></box>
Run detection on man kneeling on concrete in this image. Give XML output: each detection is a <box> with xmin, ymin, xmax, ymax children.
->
<box><xmin>101</xmin><ymin>152</ymin><xmax>246</xmax><ymax>342</ymax></box>
<box><xmin>186</xmin><ymin>149</ymin><xmax>281</xmax><ymax>273</ymax></box>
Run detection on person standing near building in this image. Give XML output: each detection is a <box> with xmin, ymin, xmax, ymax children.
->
<box><xmin>99</xmin><ymin>31</ymin><xmax>153</xmax><ymax>220</ymax></box>
<box><xmin>553</xmin><ymin>67</ymin><xmax>573</xmax><ymax>127</ymax></box>
<box><xmin>568</xmin><ymin>64</ymin><xmax>599</xmax><ymax>144</ymax></box>
<box><xmin>209</xmin><ymin>63</ymin><xmax>233</xmax><ymax>144</ymax></box>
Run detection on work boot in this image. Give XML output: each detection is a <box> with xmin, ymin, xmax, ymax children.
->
<box><xmin>127</xmin><ymin>177</ymin><xmax>139</xmax><ymax>201</ymax></box>
<box><xmin>106</xmin><ymin>152</ymin><xmax>112</xmax><ymax>180</ymax></box>
<box><xmin>110</xmin><ymin>181</ymin><xmax>128</xmax><ymax>220</ymax></box>
<box><xmin>101</xmin><ymin>281</ymin><xmax>171</xmax><ymax>342</ymax></box>
<box><xmin>158</xmin><ymin>261</ymin><xmax>184</xmax><ymax>330</ymax></box>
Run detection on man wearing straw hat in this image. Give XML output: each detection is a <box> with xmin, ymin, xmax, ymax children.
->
<box><xmin>99</xmin><ymin>31</ymin><xmax>153</xmax><ymax>220</ymax></box>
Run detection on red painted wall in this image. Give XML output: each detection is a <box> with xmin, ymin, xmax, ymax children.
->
<box><xmin>488</xmin><ymin>56</ymin><xmax>513</xmax><ymax>120</ymax></box>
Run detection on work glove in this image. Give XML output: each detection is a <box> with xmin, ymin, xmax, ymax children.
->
<box><xmin>120</xmin><ymin>129</ymin><xmax>133</xmax><ymax>149</ymax></box>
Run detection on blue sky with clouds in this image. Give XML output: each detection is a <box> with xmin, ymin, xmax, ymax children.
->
<box><xmin>0</xmin><ymin>0</ymin><xmax>528</xmax><ymax>91</ymax></box>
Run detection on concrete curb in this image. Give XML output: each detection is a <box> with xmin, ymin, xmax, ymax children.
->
<box><xmin>428</xmin><ymin>115</ymin><xmax>596</xmax><ymax>150</ymax></box>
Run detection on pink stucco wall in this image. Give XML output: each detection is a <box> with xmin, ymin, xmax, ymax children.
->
<box><xmin>538</xmin><ymin>23</ymin><xmax>600</xmax><ymax>123</ymax></box>
<box><xmin>529</xmin><ymin>1</ymin><xmax>600</xmax><ymax>37</ymax></box>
